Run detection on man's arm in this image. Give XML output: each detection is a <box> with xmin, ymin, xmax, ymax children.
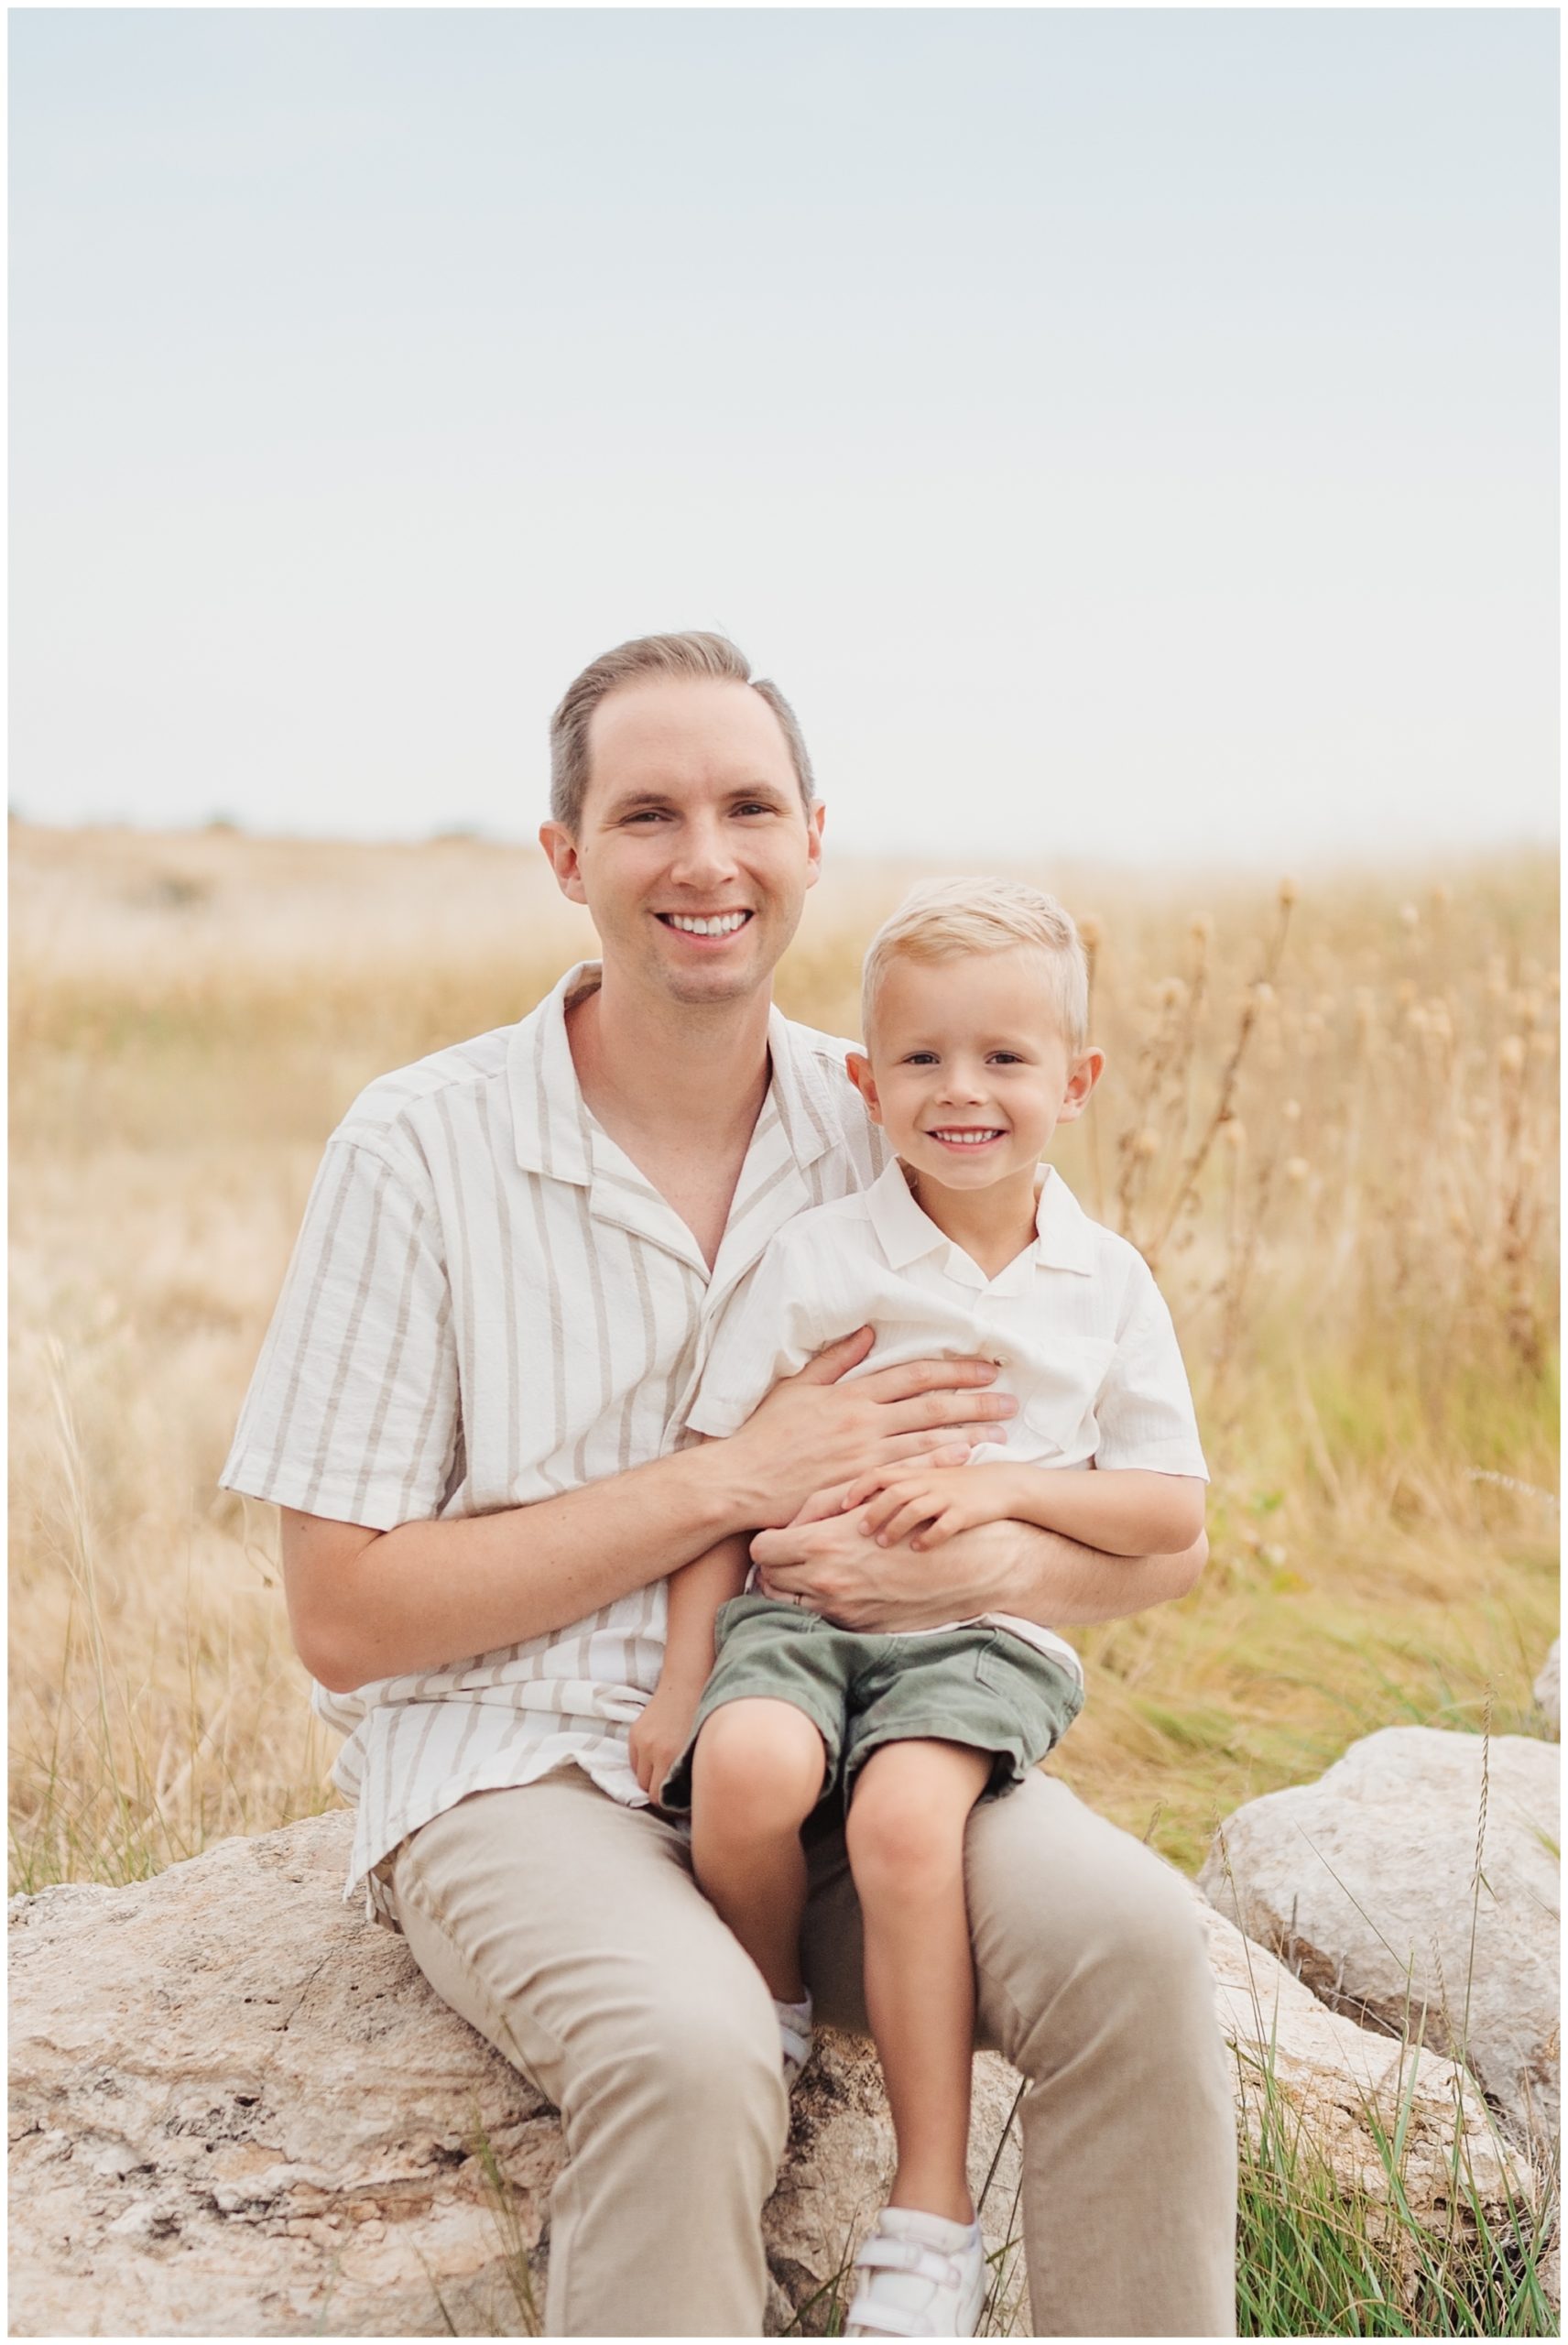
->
<box><xmin>748</xmin><ymin>1500</ymin><xmax>1208</xmax><ymax>1635</ymax></box>
<box><xmin>280</xmin><ymin>1336</ymin><xmax>1015</xmax><ymax>1691</ymax></box>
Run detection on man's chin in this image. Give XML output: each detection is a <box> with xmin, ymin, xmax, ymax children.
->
<box><xmin>657</xmin><ymin>962</ymin><xmax>771</xmax><ymax>1009</ymax></box>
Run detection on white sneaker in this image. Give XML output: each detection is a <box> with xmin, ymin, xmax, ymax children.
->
<box><xmin>844</xmin><ymin>2206</ymin><xmax>986</xmax><ymax>2338</ymax></box>
<box><xmin>775</xmin><ymin>1991</ymin><xmax>813</xmax><ymax>2089</ymax></box>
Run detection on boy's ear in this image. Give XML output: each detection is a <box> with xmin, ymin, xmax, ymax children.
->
<box><xmin>845</xmin><ymin>1052</ymin><xmax>884</xmax><ymax>1124</ymax></box>
<box><xmin>1054</xmin><ymin>1046</ymin><xmax>1105</xmax><ymax>1125</ymax></box>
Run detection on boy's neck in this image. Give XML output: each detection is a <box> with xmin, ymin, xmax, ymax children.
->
<box><xmin>907</xmin><ymin>1160</ymin><xmax>1043</xmax><ymax>1279</ymax></box>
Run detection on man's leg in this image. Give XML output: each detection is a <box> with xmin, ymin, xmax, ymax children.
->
<box><xmin>390</xmin><ymin>1769</ymin><xmax>788</xmax><ymax>2338</ymax></box>
<box><xmin>800</xmin><ymin>1771</ymin><xmax>1238</xmax><ymax>2339</ymax></box>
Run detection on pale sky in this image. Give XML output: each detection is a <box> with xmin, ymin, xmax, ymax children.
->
<box><xmin>9</xmin><ymin>8</ymin><xmax>1559</xmax><ymax>867</ymax></box>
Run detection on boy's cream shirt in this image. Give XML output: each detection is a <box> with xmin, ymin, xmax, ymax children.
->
<box><xmin>688</xmin><ymin>1155</ymin><xmax>1209</xmax><ymax>1680</ymax></box>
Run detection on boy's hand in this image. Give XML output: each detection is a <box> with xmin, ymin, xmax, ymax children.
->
<box><xmin>629</xmin><ymin>1675</ymin><xmax>702</xmax><ymax>1805</ymax></box>
<box><xmin>839</xmin><ymin>1462</ymin><xmax>1025</xmax><ymax>1550</ymax></box>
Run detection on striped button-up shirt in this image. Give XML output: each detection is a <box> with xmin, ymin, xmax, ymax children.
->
<box><xmin>222</xmin><ymin>961</ymin><xmax>887</xmax><ymax>1914</ymax></box>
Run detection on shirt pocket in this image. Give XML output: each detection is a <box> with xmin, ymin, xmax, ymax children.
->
<box><xmin>1010</xmin><ymin>1336</ymin><xmax>1119</xmax><ymax>1457</ymax></box>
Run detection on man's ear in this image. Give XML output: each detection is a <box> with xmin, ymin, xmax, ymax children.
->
<box><xmin>845</xmin><ymin>1051</ymin><xmax>884</xmax><ymax>1124</ymax></box>
<box><xmin>539</xmin><ymin>819</ymin><xmax>587</xmax><ymax>907</ymax></box>
<box><xmin>1054</xmin><ymin>1046</ymin><xmax>1106</xmax><ymax>1125</ymax></box>
<box><xmin>803</xmin><ymin>800</ymin><xmax>826</xmax><ymax>892</ymax></box>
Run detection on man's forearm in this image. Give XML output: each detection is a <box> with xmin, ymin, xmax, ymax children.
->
<box><xmin>284</xmin><ymin>1443</ymin><xmax>757</xmax><ymax>1693</ymax></box>
<box><xmin>749</xmin><ymin>1505</ymin><xmax>1208</xmax><ymax>1633</ymax></box>
<box><xmin>987</xmin><ymin>1517</ymin><xmax>1210</xmax><ymax>1627</ymax></box>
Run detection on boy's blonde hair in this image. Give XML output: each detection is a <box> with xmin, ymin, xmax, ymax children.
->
<box><xmin>861</xmin><ymin>878</ymin><xmax>1090</xmax><ymax>1052</ymax></box>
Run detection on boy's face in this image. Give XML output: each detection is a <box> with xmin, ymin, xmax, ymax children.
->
<box><xmin>849</xmin><ymin>948</ymin><xmax>1104</xmax><ymax>1195</ymax></box>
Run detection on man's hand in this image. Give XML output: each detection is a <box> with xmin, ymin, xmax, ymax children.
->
<box><xmin>751</xmin><ymin>1502</ymin><xmax>1013</xmax><ymax>1632</ymax></box>
<box><xmin>628</xmin><ymin>1674</ymin><xmax>703</xmax><ymax>1806</ymax></box>
<box><xmin>719</xmin><ymin>1330</ymin><xmax>1016</xmax><ymax>1530</ymax></box>
<box><xmin>838</xmin><ymin>1461</ymin><xmax>1024</xmax><ymax>1550</ymax></box>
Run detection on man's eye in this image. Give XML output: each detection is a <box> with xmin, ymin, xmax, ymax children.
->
<box><xmin>625</xmin><ymin>809</ymin><xmax>669</xmax><ymax>823</ymax></box>
<box><xmin>733</xmin><ymin>802</ymin><xmax>776</xmax><ymax>817</ymax></box>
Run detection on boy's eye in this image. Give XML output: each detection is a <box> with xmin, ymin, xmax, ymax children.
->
<box><xmin>989</xmin><ymin>1052</ymin><xmax>1025</xmax><ymax>1065</ymax></box>
<box><xmin>902</xmin><ymin>1052</ymin><xmax>940</xmax><ymax>1066</ymax></box>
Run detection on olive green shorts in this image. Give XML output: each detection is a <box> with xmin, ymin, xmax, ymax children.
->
<box><xmin>659</xmin><ymin>1591</ymin><xmax>1083</xmax><ymax>1814</ymax></box>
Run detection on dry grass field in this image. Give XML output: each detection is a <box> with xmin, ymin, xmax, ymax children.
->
<box><xmin>9</xmin><ymin>823</ymin><xmax>1559</xmax><ymax>1900</ymax></box>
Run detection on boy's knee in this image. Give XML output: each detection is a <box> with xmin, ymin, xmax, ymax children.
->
<box><xmin>693</xmin><ymin>1701</ymin><xmax>825</xmax><ymax>1824</ymax></box>
<box><xmin>845</xmin><ymin>1767</ymin><xmax>964</xmax><ymax>1893</ymax></box>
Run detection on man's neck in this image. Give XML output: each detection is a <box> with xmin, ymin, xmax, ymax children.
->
<box><xmin>566</xmin><ymin>963</ymin><xmax>774</xmax><ymax>1156</ymax></box>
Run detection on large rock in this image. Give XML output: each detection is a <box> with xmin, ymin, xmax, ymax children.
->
<box><xmin>10</xmin><ymin>1806</ymin><xmax>1537</xmax><ymax>2338</ymax></box>
<box><xmin>7</xmin><ymin>1813</ymin><xmax>1022</xmax><ymax>2339</ymax></box>
<box><xmin>1195</xmin><ymin>1892</ymin><xmax>1530</xmax><ymax>2255</ymax></box>
<box><xmin>1199</xmin><ymin>1726</ymin><xmax>1560</xmax><ymax>2154</ymax></box>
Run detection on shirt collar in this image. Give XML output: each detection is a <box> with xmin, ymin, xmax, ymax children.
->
<box><xmin>865</xmin><ymin>1157</ymin><xmax>1098</xmax><ymax>1276</ymax></box>
<box><xmin>506</xmin><ymin>962</ymin><xmax>843</xmax><ymax>1185</ymax></box>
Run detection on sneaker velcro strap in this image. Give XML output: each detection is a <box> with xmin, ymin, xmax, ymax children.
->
<box><xmin>853</xmin><ymin>2239</ymin><xmax>961</xmax><ymax>2285</ymax></box>
<box><xmin>844</xmin><ymin>2295</ymin><xmax>945</xmax><ymax>2339</ymax></box>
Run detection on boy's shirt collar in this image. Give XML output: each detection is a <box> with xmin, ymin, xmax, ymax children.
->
<box><xmin>865</xmin><ymin>1155</ymin><xmax>1098</xmax><ymax>1281</ymax></box>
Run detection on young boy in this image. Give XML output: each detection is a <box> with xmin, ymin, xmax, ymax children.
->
<box><xmin>629</xmin><ymin>878</ymin><xmax>1208</xmax><ymax>2340</ymax></box>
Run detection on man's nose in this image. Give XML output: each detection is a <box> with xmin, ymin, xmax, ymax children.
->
<box><xmin>669</xmin><ymin>815</ymin><xmax>740</xmax><ymax>889</ymax></box>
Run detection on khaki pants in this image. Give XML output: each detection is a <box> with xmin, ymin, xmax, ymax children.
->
<box><xmin>391</xmin><ymin>1766</ymin><xmax>1237</xmax><ymax>2338</ymax></box>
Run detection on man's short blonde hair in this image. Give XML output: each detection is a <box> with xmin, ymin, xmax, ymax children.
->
<box><xmin>861</xmin><ymin>877</ymin><xmax>1090</xmax><ymax>1052</ymax></box>
<box><xmin>549</xmin><ymin>632</ymin><xmax>814</xmax><ymax>833</ymax></box>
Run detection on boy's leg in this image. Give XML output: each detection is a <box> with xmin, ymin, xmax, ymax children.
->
<box><xmin>390</xmin><ymin>1769</ymin><xmax>787</xmax><ymax>2339</ymax></box>
<box><xmin>691</xmin><ymin>1696</ymin><xmax>830</xmax><ymax>2000</ymax></box>
<box><xmin>801</xmin><ymin>1770</ymin><xmax>1239</xmax><ymax>2338</ymax></box>
<box><xmin>845</xmin><ymin>1739</ymin><xmax>993</xmax><ymax>2223</ymax></box>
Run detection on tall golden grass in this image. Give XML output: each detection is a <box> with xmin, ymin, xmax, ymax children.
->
<box><xmin>9</xmin><ymin>824</ymin><xmax>1559</xmax><ymax>1890</ymax></box>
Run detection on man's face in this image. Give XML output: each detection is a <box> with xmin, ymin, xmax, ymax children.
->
<box><xmin>540</xmin><ymin>677</ymin><xmax>823</xmax><ymax>1009</ymax></box>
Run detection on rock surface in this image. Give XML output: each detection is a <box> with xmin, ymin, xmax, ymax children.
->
<box><xmin>1535</xmin><ymin>1639</ymin><xmax>1561</xmax><ymax>1734</ymax></box>
<box><xmin>1195</xmin><ymin>1892</ymin><xmax>1530</xmax><ymax>2250</ymax></box>
<box><xmin>11</xmin><ymin>1805</ymin><xmax>1538</xmax><ymax>2338</ymax></box>
<box><xmin>1199</xmin><ymin>1726</ymin><xmax>1560</xmax><ymax>2154</ymax></box>
<box><xmin>8</xmin><ymin>1812</ymin><xmax>1021</xmax><ymax>2339</ymax></box>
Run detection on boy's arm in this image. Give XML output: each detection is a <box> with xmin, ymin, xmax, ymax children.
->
<box><xmin>846</xmin><ymin>1461</ymin><xmax>1206</xmax><ymax>1559</ymax></box>
<box><xmin>627</xmin><ymin>1532</ymin><xmax>751</xmax><ymax>1803</ymax></box>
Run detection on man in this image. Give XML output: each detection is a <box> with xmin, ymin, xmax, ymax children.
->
<box><xmin>223</xmin><ymin>631</ymin><xmax>1236</xmax><ymax>2339</ymax></box>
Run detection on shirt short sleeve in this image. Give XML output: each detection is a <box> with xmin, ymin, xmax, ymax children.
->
<box><xmin>221</xmin><ymin>1135</ymin><xmax>460</xmax><ymax>1529</ymax></box>
<box><xmin>687</xmin><ymin>1233</ymin><xmax>823</xmax><ymax>1439</ymax></box>
<box><xmin>1094</xmin><ymin>1257</ymin><xmax>1209</xmax><ymax>1479</ymax></box>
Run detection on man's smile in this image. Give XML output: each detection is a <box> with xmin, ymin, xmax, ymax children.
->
<box><xmin>657</xmin><ymin>911</ymin><xmax>754</xmax><ymax>938</ymax></box>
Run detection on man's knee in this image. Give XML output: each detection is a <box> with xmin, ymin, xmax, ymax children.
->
<box><xmin>965</xmin><ymin>1780</ymin><xmax>1219</xmax><ymax>2071</ymax></box>
<box><xmin>568</xmin><ymin>1976</ymin><xmax>787</xmax><ymax>2141</ymax></box>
